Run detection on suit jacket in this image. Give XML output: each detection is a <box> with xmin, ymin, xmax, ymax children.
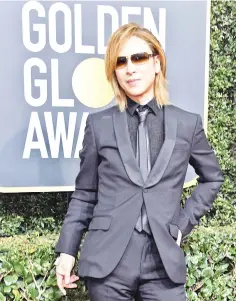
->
<box><xmin>55</xmin><ymin>104</ymin><xmax>223</xmax><ymax>284</ymax></box>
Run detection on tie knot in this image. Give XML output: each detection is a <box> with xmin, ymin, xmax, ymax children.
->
<box><xmin>136</xmin><ymin>105</ymin><xmax>150</xmax><ymax>123</ymax></box>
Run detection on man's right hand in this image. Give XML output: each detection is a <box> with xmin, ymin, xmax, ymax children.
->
<box><xmin>55</xmin><ymin>253</ymin><xmax>79</xmax><ymax>296</ymax></box>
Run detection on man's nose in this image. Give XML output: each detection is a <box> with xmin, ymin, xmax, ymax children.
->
<box><xmin>126</xmin><ymin>58</ymin><xmax>136</xmax><ymax>74</ymax></box>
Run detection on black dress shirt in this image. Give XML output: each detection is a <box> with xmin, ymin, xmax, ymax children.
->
<box><xmin>126</xmin><ymin>96</ymin><xmax>164</xmax><ymax>169</ymax></box>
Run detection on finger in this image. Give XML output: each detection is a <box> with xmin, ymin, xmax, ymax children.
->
<box><xmin>64</xmin><ymin>283</ymin><xmax>78</xmax><ymax>289</ymax></box>
<box><xmin>59</xmin><ymin>287</ymin><xmax>66</xmax><ymax>296</ymax></box>
<box><xmin>70</xmin><ymin>275</ymin><xmax>80</xmax><ymax>282</ymax></box>
<box><xmin>61</xmin><ymin>274</ymin><xmax>79</xmax><ymax>288</ymax></box>
<box><xmin>65</xmin><ymin>273</ymin><xmax>71</xmax><ymax>285</ymax></box>
<box><xmin>56</xmin><ymin>273</ymin><xmax>63</xmax><ymax>285</ymax></box>
<box><xmin>57</xmin><ymin>275</ymin><xmax>66</xmax><ymax>295</ymax></box>
<box><xmin>56</xmin><ymin>273</ymin><xmax>66</xmax><ymax>296</ymax></box>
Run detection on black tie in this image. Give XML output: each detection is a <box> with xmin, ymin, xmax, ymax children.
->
<box><xmin>135</xmin><ymin>105</ymin><xmax>152</xmax><ymax>235</ymax></box>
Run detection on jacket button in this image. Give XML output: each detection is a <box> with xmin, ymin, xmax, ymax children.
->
<box><xmin>143</xmin><ymin>188</ymin><xmax>148</xmax><ymax>193</ymax></box>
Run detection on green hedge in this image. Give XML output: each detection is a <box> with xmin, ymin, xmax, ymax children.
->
<box><xmin>0</xmin><ymin>227</ymin><xmax>235</xmax><ymax>301</ymax></box>
<box><xmin>0</xmin><ymin>193</ymin><xmax>67</xmax><ymax>236</ymax></box>
<box><xmin>207</xmin><ymin>0</ymin><xmax>236</xmax><ymax>224</ymax></box>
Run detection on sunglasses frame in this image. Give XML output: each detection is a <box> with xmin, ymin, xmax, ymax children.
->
<box><xmin>115</xmin><ymin>52</ymin><xmax>157</xmax><ymax>70</ymax></box>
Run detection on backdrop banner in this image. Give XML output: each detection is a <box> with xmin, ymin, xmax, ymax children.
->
<box><xmin>0</xmin><ymin>0</ymin><xmax>210</xmax><ymax>192</ymax></box>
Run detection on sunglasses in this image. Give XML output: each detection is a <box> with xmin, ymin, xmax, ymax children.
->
<box><xmin>116</xmin><ymin>52</ymin><xmax>157</xmax><ymax>70</ymax></box>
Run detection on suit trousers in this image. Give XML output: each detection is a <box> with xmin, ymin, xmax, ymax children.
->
<box><xmin>84</xmin><ymin>229</ymin><xmax>187</xmax><ymax>301</ymax></box>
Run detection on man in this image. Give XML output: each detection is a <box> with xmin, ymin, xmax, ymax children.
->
<box><xmin>55</xmin><ymin>23</ymin><xmax>223</xmax><ymax>300</ymax></box>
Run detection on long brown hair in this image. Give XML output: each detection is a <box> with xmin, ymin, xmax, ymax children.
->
<box><xmin>105</xmin><ymin>23</ymin><xmax>170</xmax><ymax>112</ymax></box>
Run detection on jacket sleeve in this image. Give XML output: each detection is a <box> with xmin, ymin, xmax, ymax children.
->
<box><xmin>177</xmin><ymin>114</ymin><xmax>224</xmax><ymax>238</ymax></box>
<box><xmin>55</xmin><ymin>114</ymin><xmax>99</xmax><ymax>257</ymax></box>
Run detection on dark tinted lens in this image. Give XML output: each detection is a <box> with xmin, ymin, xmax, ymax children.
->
<box><xmin>131</xmin><ymin>53</ymin><xmax>149</xmax><ymax>64</ymax></box>
<box><xmin>116</xmin><ymin>56</ymin><xmax>127</xmax><ymax>69</ymax></box>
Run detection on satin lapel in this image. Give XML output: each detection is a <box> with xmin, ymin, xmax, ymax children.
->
<box><xmin>113</xmin><ymin>109</ymin><xmax>144</xmax><ymax>187</ymax></box>
<box><xmin>145</xmin><ymin>105</ymin><xmax>177</xmax><ymax>188</ymax></box>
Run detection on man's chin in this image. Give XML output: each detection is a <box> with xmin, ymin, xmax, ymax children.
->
<box><xmin>125</xmin><ymin>89</ymin><xmax>146</xmax><ymax>98</ymax></box>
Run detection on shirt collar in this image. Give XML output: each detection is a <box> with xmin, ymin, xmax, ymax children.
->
<box><xmin>126</xmin><ymin>96</ymin><xmax>160</xmax><ymax>116</ymax></box>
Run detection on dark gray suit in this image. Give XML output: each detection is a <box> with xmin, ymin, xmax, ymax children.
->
<box><xmin>56</xmin><ymin>104</ymin><xmax>223</xmax><ymax>287</ymax></box>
